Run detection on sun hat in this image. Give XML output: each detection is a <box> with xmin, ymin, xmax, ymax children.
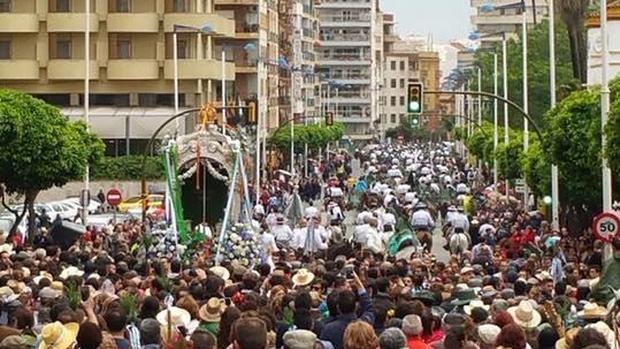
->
<box><xmin>586</xmin><ymin>321</ymin><xmax>616</xmax><ymax>349</ymax></box>
<box><xmin>59</xmin><ymin>266</ymin><xmax>84</xmax><ymax>280</ymax></box>
<box><xmin>283</xmin><ymin>329</ymin><xmax>317</xmax><ymax>349</ymax></box>
<box><xmin>209</xmin><ymin>266</ymin><xmax>230</xmax><ymax>281</ymax></box>
<box><xmin>292</xmin><ymin>269</ymin><xmax>315</xmax><ymax>287</ymax></box>
<box><xmin>555</xmin><ymin>327</ymin><xmax>581</xmax><ymax>349</ymax></box>
<box><xmin>411</xmin><ymin>290</ymin><xmax>437</xmax><ymax>306</ymax></box>
<box><xmin>156</xmin><ymin>307</ymin><xmax>191</xmax><ymax>329</ymax></box>
<box><xmin>577</xmin><ymin>302</ymin><xmax>608</xmax><ymax>320</ymax></box>
<box><xmin>451</xmin><ymin>288</ymin><xmax>477</xmax><ymax>306</ymax></box>
<box><xmin>460</xmin><ymin>266</ymin><xmax>474</xmax><ymax>275</ymax></box>
<box><xmin>507</xmin><ymin>300</ymin><xmax>542</xmax><ymax>329</ymax></box>
<box><xmin>464</xmin><ymin>299</ymin><xmax>490</xmax><ymax>315</ymax></box>
<box><xmin>33</xmin><ymin>272</ymin><xmax>54</xmax><ymax>285</ymax></box>
<box><xmin>535</xmin><ymin>271</ymin><xmax>552</xmax><ymax>282</ymax></box>
<box><xmin>38</xmin><ymin>287</ymin><xmax>62</xmax><ymax>300</ymax></box>
<box><xmin>478</xmin><ymin>324</ymin><xmax>501</xmax><ymax>345</ymax></box>
<box><xmin>199</xmin><ymin>298</ymin><xmax>226</xmax><ymax>323</ymax></box>
<box><xmin>38</xmin><ymin>322</ymin><xmax>79</xmax><ymax>349</ymax></box>
<box><xmin>0</xmin><ymin>244</ymin><xmax>13</xmax><ymax>254</ymax></box>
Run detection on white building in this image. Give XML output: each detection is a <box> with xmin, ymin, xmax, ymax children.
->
<box><xmin>316</xmin><ymin>0</ymin><xmax>379</xmax><ymax>142</ymax></box>
<box><xmin>470</xmin><ymin>0</ymin><xmax>548</xmax><ymax>48</ymax></box>
<box><xmin>586</xmin><ymin>5</ymin><xmax>620</xmax><ymax>86</ymax></box>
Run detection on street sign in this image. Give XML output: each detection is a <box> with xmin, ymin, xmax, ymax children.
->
<box><xmin>515</xmin><ymin>179</ymin><xmax>526</xmax><ymax>194</ymax></box>
<box><xmin>106</xmin><ymin>189</ymin><xmax>123</xmax><ymax>206</ymax></box>
<box><xmin>592</xmin><ymin>211</ymin><xmax>620</xmax><ymax>242</ymax></box>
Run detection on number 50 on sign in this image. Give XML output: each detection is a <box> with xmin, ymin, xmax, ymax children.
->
<box><xmin>592</xmin><ymin>211</ymin><xmax>620</xmax><ymax>243</ymax></box>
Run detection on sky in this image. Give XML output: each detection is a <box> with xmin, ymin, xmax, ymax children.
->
<box><xmin>381</xmin><ymin>0</ymin><xmax>473</xmax><ymax>44</ymax></box>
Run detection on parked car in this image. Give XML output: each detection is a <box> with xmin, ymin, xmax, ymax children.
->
<box><xmin>87</xmin><ymin>212</ymin><xmax>136</xmax><ymax>228</ymax></box>
<box><xmin>63</xmin><ymin>197</ymin><xmax>102</xmax><ymax>214</ymax></box>
<box><xmin>117</xmin><ymin>194</ymin><xmax>164</xmax><ymax>213</ymax></box>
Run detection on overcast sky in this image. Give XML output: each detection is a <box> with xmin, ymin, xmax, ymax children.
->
<box><xmin>381</xmin><ymin>0</ymin><xmax>473</xmax><ymax>43</ymax></box>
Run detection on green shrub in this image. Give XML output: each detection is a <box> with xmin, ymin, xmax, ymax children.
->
<box><xmin>91</xmin><ymin>156</ymin><xmax>164</xmax><ymax>180</ymax></box>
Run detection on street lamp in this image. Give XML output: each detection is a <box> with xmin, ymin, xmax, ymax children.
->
<box><xmin>172</xmin><ymin>24</ymin><xmax>215</xmax><ymax>133</ymax></box>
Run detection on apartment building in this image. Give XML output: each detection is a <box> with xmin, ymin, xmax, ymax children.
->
<box><xmin>470</xmin><ymin>0</ymin><xmax>548</xmax><ymax>48</ymax></box>
<box><xmin>316</xmin><ymin>0</ymin><xmax>379</xmax><ymax>142</ymax></box>
<box><xmin>382</xmin><ymin>37</ymin><xmax>440</xmax><ymax>130</ymax></box>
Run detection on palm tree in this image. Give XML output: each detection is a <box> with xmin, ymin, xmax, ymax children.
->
<box><xmin>557</xmin><ymin>0</ymin><xmax>590</xmax><ymax>83</ymax></box>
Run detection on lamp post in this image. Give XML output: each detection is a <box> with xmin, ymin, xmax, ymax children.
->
<box><xmin>173</xmin><ymin>24</ymin><xmax>215</xmax><ymax>133</ymax></box>
<box><xmin>549</xmin><ymin>0</ymin><xmax>560</xmax><ymax>230</ymax></box>
<box><xmin>601</xmin><ymin>0</ymin><xmax>612</xmax><ymax>212</ymax></box>
<box><xmin>522</xmin><ymin>0</ymin><xmax>530</xmax><ymax>206</ymax></box>
<box><xmin>83</xmin><ymin>0</ymin><xmax>90</xmax><ymax>223</ymax></box>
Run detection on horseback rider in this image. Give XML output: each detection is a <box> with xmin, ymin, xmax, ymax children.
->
<box><xmin>410</xmin><ymin>202</ymin><xmax>435</xmax><ymax>233</ymax></box>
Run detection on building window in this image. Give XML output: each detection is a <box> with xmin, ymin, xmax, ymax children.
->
<box><xmin>173</xmin><ymin>0</ymin><xmax>186</xmax><ymax>12</ymax></box>
<box><xmin>400</xmin><ymin>113</ymin><xmax>405</xmax><ymax>122</ymax></box>
<box><xmin>390</xmin><ymin>79</ymin><xmax>396</xmax><ymax>88</ymax></box>
<box><xmin>177</xmin><ymin>39</ymin><xmax>188</xmax><ymax>59</ymax></box>
<box><xmin>56</xmin><ymin>39</ymin><xmax>72</xmax><ymax>59</ymax></box>
<box><xmin>0</xmin><ymin>0</ymin><xmax>10</xmax><ymax>12</ymax></box>
<box><xmin>0</xmin><ymin>41</ymin><xmax>10</xmax><ymax>59</ymax></box>
<box><xmin>390</xmin><ymin>114</ymin><xmax>396</xmax><ymax>123</ymax></box>
<box><xmin>117</xmin><ymin>37</ymin><xmax>132</xmax><ymax>59</ymax></box>
<box><xmin>400</xmin><ymin>96</ymin><xmax>405</xmax><ymax>106</ymax></box>
<box><xmin>390</xmin><ymin>96</ymin><xmax>396</xmax><ymax>106</ymax></box>
<box><xmin>400</xmin><ymin>61</ymin><xmax>405</xmax><ymax>71</ymax></box>
<box><xmin>400</xmin><ymin>79</ymin><xmax>405</xmax><ymax>88</ymax></box>
<box><xmin>116</xmin><ymin>0</ymin><xmax>131</xmax><ymax>12</ymax></box>
<box><xmin>56</xmin><ymin>0</ymin><xmax>71</xmax><ymax>12</ymax></box>
<box><xmin>390</xmin><ymin>61</ymin><xmax>396</xmax><ymax>71</ymax></box>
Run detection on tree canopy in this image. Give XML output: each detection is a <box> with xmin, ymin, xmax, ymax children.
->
<box><xmin>269</xmin><ymin>123</ymin><xmax>345</xmax><ymax>150</ymax></box>
<box><xmin>0</xmin><ymin>89</ymin><xmax>104</xmax><ymax>233</ymax></box>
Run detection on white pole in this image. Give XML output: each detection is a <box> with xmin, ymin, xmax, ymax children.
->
<box><xmin>256</xmin><ymin>57</ymin><xmax>262</xmax><ymax>202</ymax></box>
<box><xmin>549</xmin><ymin>0</ymin><xmax>560</xmax><ymax>230</ymax></box>
<box><xmin>173</xmin><ymin>31</ymin><xmax>179</xmax><ymax>119</ymax></box>
<box><xmin>522</xmin><ymin>3</ymin><xmax>530</xmax><ymax>206</ymax></box>
<box><xmin>83</xmin><ymin>0</ymin><xmax>90</xmax><ymax>223</ymax></box>
<box><xmin>477</xmin><ymin>67</ymin><xmax>482</xmax><ymax>126</ymax></box>
<box><xmin>601</xmin><ymin>0</ymin><xmax>612</xmax><ymax>212</ymax></box>
<box><xmin>493</xmin><ymin>53</ymin><xmax>499</xmax><ymax>191</ymax></box>
<box><xmin>290</xmin><ymin>68</ymin><xmax>295</xmax><ymax>175</ymax></box>
<box><xmin>221</xmin><ymin>50</ymin><xmax>226</xmax><ymax>136</ymax></box>
<box><xmin>502</xmin><ymin>37</ymin><xmax>510</xmax><ymax>198</ymax></box>
<box><xmin>326</xmin><ymin>84</ymin><xmax>331</xmax><ymax>161</ymax></box>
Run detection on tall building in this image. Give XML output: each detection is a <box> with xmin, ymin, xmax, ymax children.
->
<box><xmin>471</xmin><ymin>0</ymin><xmax>548</xmax><ymax>48</ymax></box>
<box><xmin>0</xmin><ymin>0</ymin><xmax>276</xmax><ymax>156</ymax></box>
<box><xmin>316</xmin><ymin>0</ymin><xmax>379</xmax><ymax>142</ymax></box>
<box><xmin>381</xmin><ymin>34</ymin><xmax>441</xmax><ymax>131</ymax></box>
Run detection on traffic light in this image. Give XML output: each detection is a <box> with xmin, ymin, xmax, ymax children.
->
<box><xmin>325</xmin><ymin>112</ymin><xmax>334</xmax><ymax>126</ymax></box>
<box><xmin>407</xmin><ymin>82</ymin><xmax>424</xmax><ymax>114</ymax></box>
<box><xmin>247</xmin><ymin>101</ymin><xmax>257</xmax><ymax>125</ymax></box>
<box><xmin>410</xmin><ymin>114</ymin><xmax>420</xmax><ymax>129</ymax></box>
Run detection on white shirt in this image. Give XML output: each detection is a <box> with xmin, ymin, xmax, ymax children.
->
<box><xmin>271</xmin><ymin>224</ymin><xmax>293</xmax><ymax>243</ymax></box>
<box><xmin>410</xmin><ymin>210</ymin><xmax>434</xmax><ymax>230</ymax></box>
<box><xmin>478</xmin><ymin>224</ymin><xmax>496</xmax><ymax>238</ymax></box>
<box><xmin>456</xmin><ymin>183</ymin><xmax>468</xmax><ymax>194</ymax></box>
<box><xmin>354</xmin><ymin>224</ymin><xmax>372</xmax><ymax>244</ymax></box>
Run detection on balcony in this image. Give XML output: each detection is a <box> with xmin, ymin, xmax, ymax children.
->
<box><xmin>163</xmin><ymin>13</ymin><xmax>235</xmax><ymax>38</ymax></box>
<box><xmin>471</xmin><ymin>12</ymin><xmax>537</xmax><ymax>26</ymax></box>
<box><xmin>320</xmin><ymin>55</ymin><xmax>371</xmax><ymax>66</ymax></box>
<box><xmin>328</xmin><ymin>77</ymin><xmax>371</xmax><ymax>85</ymax></box>
<box><xmin>320</xmin><ymin>34</ymin><xmax>370</xmax><ymax>46</ymax></box>
<box><xmin>0</xmin><ymin>13</ymin><xmax>39</xmax><ymax>33</ymax></box>
<box><xmin>316</xmin><ymin>0</ymin><xmax>372</xmax><ymax>9</ymax></box>
<box><xmin>47</xmin><ymin>13</ymin><xmax>99</xmax><ymax>32</ymax></box>
<box><xmin>164</xmin><ymin>59</ymin><xmax>235</xmax><ymax>80</ymax></box>
<box><xmin>214</xmin><ymin>0</ymin><xmax>258</xmax><ymax>5</ymax></box>
<box><xmin>107</xmin><ymin>60</ymin><xmax>159</xmax><ymax>80</ymax></box>
<box><xmin>470</xmin><ymin>0</ymin><xmax>548</xmax><ymax>7</ymax></box>
<box><xmin>0</xmin><ymin>60</ymin><xmax>39</xmax><ymax>79</ymax></box>
<box><xmin>107</xmin><ymin>13</ymin><xmax>159</xmax><ymax>33</ymax></box>
<box><xmin>235</xmin><ymin>22</ymin><xmax>259</xmax><ymax>39</ymax></box>
<box><xmin>48</xmin><ymin>60</ymin><xmax>99</xmax><ymax>80</ymax></box>
<box><xmin>339</xmin><ymin>116</ymin><xmax>371</xmax><ymax>123</ymax></box>
<box><xmin>319</xmin><ymin>15</ymin><xmax>371</xmax><ymax>27</ymax></box>
<box><xmin>330</xmin><ymin>95</ymin><xmax>369</xmax><ymax>104</ymax></box>
<box><xmin>234</xmin><ymin>58</ymin><xmax>257</xmax><ymax>73</ymax></box>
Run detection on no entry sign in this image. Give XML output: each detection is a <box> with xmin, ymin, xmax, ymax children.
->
<box><xmin>592</xmin><ymin>211</ymin><xmax>620</xmax><ymax>243</ymax></box>
<box><xmin>106</xmin><ymin>189</ymin><xmax>123</xmax><ymax>206</ymax></box>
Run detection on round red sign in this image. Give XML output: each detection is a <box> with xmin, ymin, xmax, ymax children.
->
<box><xmin>106</xmin><ymin>189</ymin><xmax>123</xmax><ymax>206</ymax></box>
<box><xmin>592</xmin><ymin>211</ymin><xmax>620</xmax><ymax>243</ymax></box>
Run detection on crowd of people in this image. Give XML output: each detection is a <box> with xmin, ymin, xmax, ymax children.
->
<box><xmin>0</xmin><ymin>141</ymin><xmax>618</xmax><ymax>349</ymax></box>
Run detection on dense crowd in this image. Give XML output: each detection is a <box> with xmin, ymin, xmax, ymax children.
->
<box><xmin>0</xmin><ymin>141</ymin><xmax>617</xmax><ymax>349</ymax></box>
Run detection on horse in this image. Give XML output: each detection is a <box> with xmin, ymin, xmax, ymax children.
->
<box><xmin>449</xmin><ymin>231</ymin><xmax>469</xmax><ymax>257</ymax></box>
<box><xmin>415</xmin><ymin>229</ymin><xmax>433</xmax><ymax>254</ymax></box>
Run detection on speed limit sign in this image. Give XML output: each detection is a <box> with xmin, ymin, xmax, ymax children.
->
<box><xmin>592</xmin><ymin>211</ymin><xmax>620</xmax><ymax>242</ymax></box>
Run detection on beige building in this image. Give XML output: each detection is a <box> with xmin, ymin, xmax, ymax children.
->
<box><xmin>0</xmin><ymin>0</ymin><xmax>276</xmax><ymax>156</ymax></box>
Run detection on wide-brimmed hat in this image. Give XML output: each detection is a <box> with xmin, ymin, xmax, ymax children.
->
<box><xmin>460</xmin><ymin>266</ymin><xmax>474</xmax><ymax>274</ymax></box>
<box><xmin>586</xmin><ymin>321</ymin><xmax>615</xmax><ymax>349</ymax></box>
<box><xmin>464</xmin><ymin>299</ymin><xmax>490</xmax><ymax>315</ymax></box>
<box><xmin>577</xmin><ymin>302</ymin><xmax>608</xmax><ymax>320</ymax></box>
<box><xmin>209</xmin><ymin>266</ymin><xmax>230</xmax><ymax>281</ymax></box>
<box><xmin>59</xmin><ymin>266</ymin><xmax>84</xmax><ymax>280</ymax></box>
<box><xmin>33</xmin><ymin>271</ymin><xmax>53</xmax><ymax>285</ymax></box>
<box><xmin>156</xmin><ymin>307</ymin><xmax>191</xmax><ymax>328</ymax></box>
<box><xmin>478</xmin><ymin>324</ymin><xmax>501</xmax><ymax>345</ymax></box>
<box><xmin>50</xmin><ymin>281</ymin><xmax>64</xmax><ymax>292</ymax></box>
<box><xmin>38</xmin><ymin>322</ymin><xmax>79</xmax><ymax>349</ymax></box>
<box><xmin>292</xmin><ymin>269</ymin><xmax>315</xmax><ymax>287</ymax></box>
<box><xmin>0</xmin><ymin>244</ymin><xmax>12</xmax><ymax>254</ymax></box>
<box><xmin>555</xmin><ymin>327</ymin><xmax>581</xmax><ymax>349</ymax></box>
<box><xmin>507</xmin><ymin>300</ymin><xmax>542</xmax><ymax>329</ymax></box>
<box><xmin>535</xmin><ymin>271</ymin><xmax>552</xmax><ymax>282</ymax></box>
<box><xmin>199</xmin><ymin>298</ymin><xmax>226</xmax><ymax>322</ymax></box>
<box><xmin>411</xmin><ymin>290</ymin><xmax>437</xmax><ymax>306</ymax></box>
<box><xmin>480</xmin><ymin>285</ymin><xmax>498</xmax><ymax>298</ymax></box>
<box><xmin>0</xmin><ymin>286</ymin><xmax>18</xmax><ymax>303</ymax></box>
<box><xmin>451</xmin><ymin>288</ymin><xmax>477</xmax><ymax>306</ymax></box>
<box><xmin>283</xmin><ymin>329</ymin><xmax>317</xmax><ymax>349</ymax></box>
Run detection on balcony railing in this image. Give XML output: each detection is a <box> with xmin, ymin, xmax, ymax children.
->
<box><xmin>319</xmin><ymin>15</ymin><xmax>371</xmax><ymax>23</ymax></box>
<box><xmin>324</xmin><ymin>74</ymin><xmax>371</xmax><ymax>80</ymax></box>
<box><xmin>320</xmin><ymin>54</ymin><xmax>370</xmax><ymax>61</ymax></box>
<box><xmin>302</xmin><ymin>52</ymin><xmax>316</xmax><ymax>61</ymax></box>
<box><xmin>320</xmin><ymin>34</ymin><xmax>370</xmax><ymax>42</ymax></box>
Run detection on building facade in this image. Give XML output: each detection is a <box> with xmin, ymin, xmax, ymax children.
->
<box><xmin>316</xmin><ymin>0</ymin><xmax>378</xmax><ymax>142</ymax></box>
<box><xmin>0</xmin><ymin>0</ymin><xmax>277</xmax><ymax>156</ymax></box>
<box><xmin>586</xmin><ymin>3</ymin><xmax>620</xmax><ymax>86</ymax></box>
<box><xmin>470</xmin><ymin>0</ymin><xmax>548</xmax><ymax>48</ymax></box>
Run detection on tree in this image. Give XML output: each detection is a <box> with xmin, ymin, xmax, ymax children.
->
<box><xmin>0</xmin><ymin>90</ymin><xmax>104</xmax><ymax>235</ymax></box>
<box><xmin>269</xmin><ymin>123</ymin><xmax>344</xmax><ymax>150</ymax></box>
<box><xmin>384</xmin><ymin>119</ymin><xmax>432</xmax><ymax>142</ymax></box>
<box><xmin>558</xmin><ymin>0</ymin><xmax>589</xmax><ymax>83</ymax></box>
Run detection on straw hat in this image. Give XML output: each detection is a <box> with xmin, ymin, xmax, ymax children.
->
<box><xmin>292</xmin><ymin>269</ymin><xmax>315</xmax><ymax>287</ymax></box>
<box><xmin>555</xmin><ymin>327</ymin><xmax>581</xmax><ymax>349</ymax></box>
<box><xmin>59</xmin><ymin>266</ymin><xmax>84</xmax><ymax>280</ymax></box>
<box><xmin>577</xmin><ymin>302</ymin><xmax>608</xmax><ymax>320</ymax></box>
<box><xmin>38</xmin><ymin>322</ymin><xmax>79</xmax><ymax>349</ymax></box>
<box><xmin>0</xmin><ymin>286</ymin><xmax>18</xmax><ymax>303</ymax></box>
<box><xmin>199</xmin><ymin>298</ymin><xmax>226</xmax><ymax>323</ymax></box>
<box><xmin>586</xmin><ymin>321</ymin><xmax>616</xmax><ymax>349</ymax></box>
<box><xmin>464</xmin><ymin>300</ymin><xmax>490</xmax><ymax>315</ymax></box>
<box><xmin>478</xmin><ymin>324</ymin><xmax>501</xmax><ymax>345</ymax></box>
<box><xmin>156</xmin><ymin>307</ymin><xmax>191</xmax><ymax>328</ymax></box>
<box><xmin>33</xmin><ymin>271</ymin><xmax>53</xmax><ymax>285</ymax></box>
<box><xmin>209</xmin><ymin>266</ymin><xmax>230</xmax><ymax>281</ymax></box>
<box><xmin>535</xmin><ymin>271</ymin><xmax>552</xmax><ymax>282</ymax></box>
<box><xmin>507</xmin><ymin>300</ymin><xmax>542</xmax><ymax>329</ymax></box>
<box><xmin>51</xmin><ymin>281</ymin><xmax>64</xmax><ymax>292</ymax></box>
<box><xmin>0</xmin><ymin>244</ymin><xmax>12</xmax><ymax>254</ymax></box>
